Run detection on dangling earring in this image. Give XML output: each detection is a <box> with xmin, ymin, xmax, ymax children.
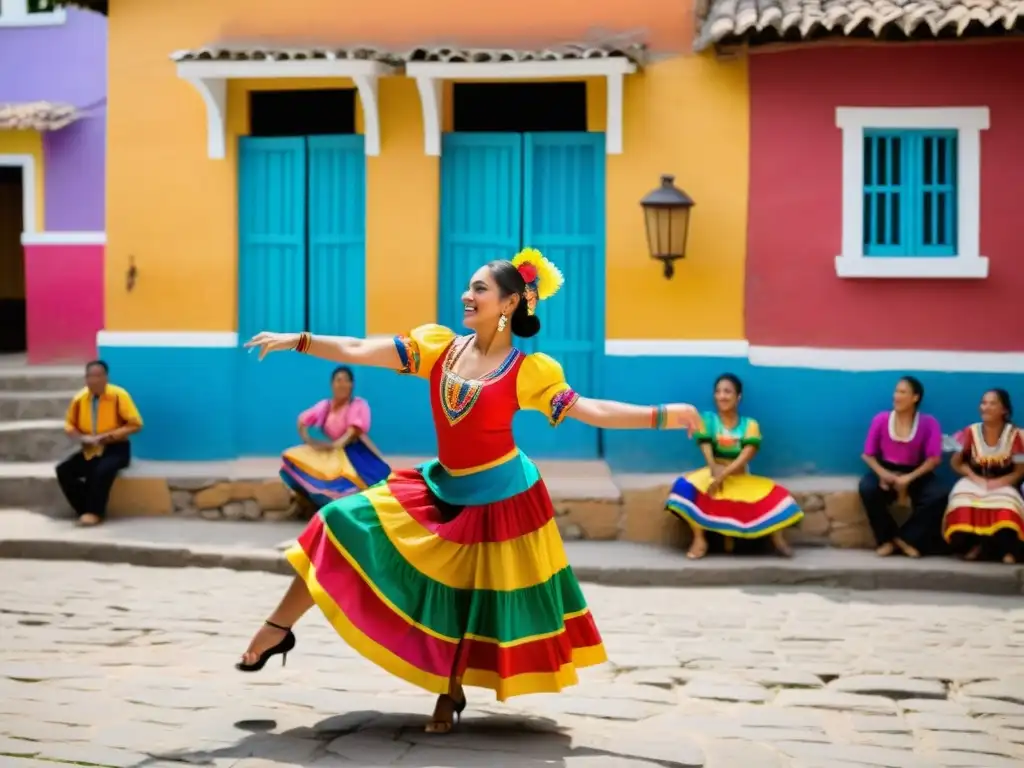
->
<box><xmin>497</xmin><ymin>314</ymin><xmax>507</xmax><ymax>332</ymax></box>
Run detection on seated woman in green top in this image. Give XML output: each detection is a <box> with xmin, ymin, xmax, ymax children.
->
<box><xmin>665</xmin><ymin>373</ymin><xmax>804</xmax><ymax>559</ymax></box>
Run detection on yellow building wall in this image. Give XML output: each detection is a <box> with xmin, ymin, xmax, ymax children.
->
<box><xmin>0</xmin><ymin>130</ymin><xmax>45</xmax><ymax>232</ymax></box>
<box><xmin>106</xmin><ymin>0</ymin><xmax>747</xmax><ymax>340</ymax></box>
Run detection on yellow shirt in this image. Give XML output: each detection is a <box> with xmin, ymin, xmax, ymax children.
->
<box><xmin>65</xmin><ymin>384</ymin><xmax>143</xmax><ymax>459</ymax></box>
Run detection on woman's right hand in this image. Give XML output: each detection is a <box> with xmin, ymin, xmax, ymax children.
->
<box><xmin>245</xmin><ymin>331</ymin><xmax>299</xmax><ymax>360</ymax></box>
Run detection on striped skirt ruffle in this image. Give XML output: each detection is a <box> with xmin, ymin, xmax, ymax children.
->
<box><xmin>280</xmin><ymin>439</ymin><xmax>391</xmax><ymax>509</ymax></box>
<box><xmin>285</xmin><ymin>460</ymin><xmax>606</xmax><ymax>701</ymax></box>
<box><xmin>666</xmin><ymin>466</ymin><xmax>803</xmax><ymax>538</ymax></box>
<box><xmin>942</xmin><ymin>478</ymin><xmax>1024</xmax><ymax>542</ymax></box>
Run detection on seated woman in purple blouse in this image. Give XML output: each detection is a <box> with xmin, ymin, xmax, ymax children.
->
<box><xmin>858</xmin><ymin>376</ymin><xmax>950</xmax><ymax>558</ymax></box>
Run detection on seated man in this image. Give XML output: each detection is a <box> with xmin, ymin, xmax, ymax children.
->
<box><xmin>56</xmin><ymin>360</ymin><xmax>143</xmax><ymax>526</ymax></box>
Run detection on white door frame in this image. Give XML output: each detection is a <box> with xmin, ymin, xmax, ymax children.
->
<box><xmin>0</xmin><ymin>154</ymin><xmax>38</xmax><ymax>233</ymax></box>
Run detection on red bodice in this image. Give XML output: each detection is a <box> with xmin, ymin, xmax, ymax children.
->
<box><xmin>428</xmin><ymin>337</ymin><xmax>525</xmax><ymax>472</ymax></box>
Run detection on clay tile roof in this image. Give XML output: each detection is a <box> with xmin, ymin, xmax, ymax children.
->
<box><xmin>0</xmin><ymin>101</ymin><xmax>79</xmax><ymax>131</ymax></box>
<box><xmin>170</xmin><ymin>42</ymin><xmax>647</xmax><ymax>68</ymax></box>
<box><xmin>170</xmin><ymin>46</ymin><xmax>395</xmax><ymax>63</ymax></box>
<box><xmin>695</xmin><ymin>0</ymin><xmax>1024</xmax><ymax>51</ymax></box>
<box><xmin>398</xmin><ymin>42</ymin><xmax>647</xmax><ymax>64</ymax></box>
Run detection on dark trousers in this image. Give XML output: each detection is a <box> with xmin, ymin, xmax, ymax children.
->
<box><xmin>949</xmin><ymin>529</ymin><xmax>1021</xmax><ymax>560</ymax></box>
<box><xmin>858</xmin><ymin>464</ymin><xmax>950</xmax><ymax>554</ymax></box>
<box><xmin>55</xmin><ymin>441</ymin><xmax>131</xmax><ymax>520</ymax></box>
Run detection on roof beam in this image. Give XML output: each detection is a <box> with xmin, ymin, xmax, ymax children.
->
<box><xmin>174</xmin><ymin>59</ymin><xmax>395</xmax><ymax>159</ymax></box>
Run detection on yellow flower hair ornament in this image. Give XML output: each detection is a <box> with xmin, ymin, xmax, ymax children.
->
<box><xmin>511</xmin><ymin>248</ymin><xmax>564</xmax><ymax>316</ymax></box>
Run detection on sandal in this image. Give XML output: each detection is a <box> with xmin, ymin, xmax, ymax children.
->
<box><xmin>236</xmin><ymin>620</ymin><xmax>296</xmax><ymax>672</ymax></box>
<box><xmin>686</xmin><ymin>538</ymin><xmax>708</xmax><ymax>560</ymax></box>
<box><xmin>424</xmin><ymin>693</ymin><xmax>467</xmax><ymax>734</ymax></box>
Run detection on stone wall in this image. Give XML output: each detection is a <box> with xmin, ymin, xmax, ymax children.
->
<box><xmin>106</xmin><ymin>478</ymin><xmax>885</xmax><ymax>551</ymax></box>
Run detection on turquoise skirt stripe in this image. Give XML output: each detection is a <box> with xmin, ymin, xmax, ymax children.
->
<box><xmin>418</xmin><ymin>452</ymin><xmax>541</xmax><ymax>506</ymax></box>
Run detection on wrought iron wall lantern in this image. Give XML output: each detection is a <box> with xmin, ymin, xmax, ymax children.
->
<box><xmin>640</xmin><ymin>174</ymin><xmax>695</xmax><ymax>279</ymax></box>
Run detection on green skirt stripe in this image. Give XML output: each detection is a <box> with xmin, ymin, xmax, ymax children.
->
<box><xmin>319</xmin><ymin>492</ymin><xmax>588</xmax><ymax>643</ymax></box>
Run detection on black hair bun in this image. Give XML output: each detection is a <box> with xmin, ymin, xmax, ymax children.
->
<box><xmin>511</xmin><ymin>313</ymin><xmax>541</xmax><ymax>338</ymax></box>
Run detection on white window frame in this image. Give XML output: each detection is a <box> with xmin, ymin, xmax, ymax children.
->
<box><xmin>0</xmin><ymin>0</ymin><xmax>66</xmax><ymax>27</ymax></box>
<box><xmin>835</xmin><ymin>106</ymin><xmax>990</xmax><ymax>279</ymax></box>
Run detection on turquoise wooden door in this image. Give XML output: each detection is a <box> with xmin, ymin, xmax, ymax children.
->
<box><xmin>238</xmin><ymin>137</ymin><xmax>308</xmax><ymax>339</ymax></box>
<box><xmin>437</xmin><ymin>132</ymin><xmax>604</xmax><ymax>459</ymax></box>
<box><xmin>237</xmin><ymin>135</ymin><xmax>366</xmax><ymax>455</ymax></box>
<box><xmin>437</xmin><ymin>133</ymin><xmax>522</xmax><ymax>331</ymax></box>
<box><xmin>308</xmin><ymin>134</ymin><xmax>366</xmax><ymax>336</ymax></box>
<box><xmin>516</xmin><ymin>133</ymin><xmax>605</xmax><ymax>458</ymax></box>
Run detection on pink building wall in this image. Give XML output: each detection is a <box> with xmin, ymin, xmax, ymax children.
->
<box><xmin>23</xmin><ymin>235</ymin><xmax>103</xmax><ymax>364</ymax></box>
<box><xmin>746</xmin><ymin>42</ymin><xmax>1024</xmax><ymax>351</ymax></box>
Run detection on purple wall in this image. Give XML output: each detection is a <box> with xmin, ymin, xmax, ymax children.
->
<box><xmin>0</xmin><ymin>8</ymin><xmax>106</xmax><ymax>231</ymax></box>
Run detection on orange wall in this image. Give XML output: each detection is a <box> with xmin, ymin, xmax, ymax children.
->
<box><xmin>106</xmin><ymin>0</ymin><xmax>748</xmax><ymax>340</ymax></box>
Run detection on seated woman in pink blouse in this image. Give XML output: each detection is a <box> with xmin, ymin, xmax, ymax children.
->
<box><xmin>280</xmin><ymin>366</ymin><xmax>391</xmax><ymax>514</ymax></box>
<box><xmin>858</xmin><ymin>376</ymin><xmax>950</xmax><ymax>558</ymax></box>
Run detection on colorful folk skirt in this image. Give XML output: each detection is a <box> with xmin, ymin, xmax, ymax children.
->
<box><xmin>280</xmin><ymin>438</ymin><xmax>391</xmax><ymax>509</ymax></box>
<box><xmin>942</xmin><ymin>478</ymin><xmax>1024</xmax><ymax>542</ymax></box>
<box><xmin>666</xmin><ymin>467</ymin><xmax>803</xmax><ymax>538</ymax></box>
<box><xmin>284</xmin><ymin>454</ymin><xmax>607</xmax><ymax>701</ymax></box>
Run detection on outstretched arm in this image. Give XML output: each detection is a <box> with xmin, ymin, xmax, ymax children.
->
<box><xmin>567</xmin><ymin>397</ymin><xmax>701</xmax><ymax>435</ymax></box>
<box><xmin>246</xmin><ymin>332</ymin><xmax>401</xmax><ymax>370</ymax></box>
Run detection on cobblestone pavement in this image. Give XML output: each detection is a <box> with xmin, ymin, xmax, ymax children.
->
<box><xmin>2</xmin><ymin>562</ymin><xmax>1024</xmax><ymax>768</ymax></box>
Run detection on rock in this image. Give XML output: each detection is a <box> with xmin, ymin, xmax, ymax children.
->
<box><xmin>824</xmin><ymin>491</ymin><xmax>867</xmax><ymax>526</ymax></box>
<box><xmin>199</xmin><ymin>507</ymin><xmax>222</xmax><ymax>520</ymax></box>
<box><xmin>899</xmin><ymin>698</ymin><xmax>967</xmax><ymax>715</ymax></box>
<box><xmin>958</xmin><ymin>696</ymin><xmax>1024</xmax><ymax>716</ymax></box>
<box><xmin>193</xmin><ymin>484</ymin><xmax>232</xmax><ymax>510</ymax></box>
<box><xmin>797</xmin><ymin>509</ymin><xmax>831</xmax><ymax>538</ymax></box>
<box><xmin>775</xmin><ymin>741</ymin><xmax>934</xmax><ymax>768</ymax></box>
<box><xmin>960</xmin><ymin>678</ymin><xmax>1024</xmax><ymax>705</ymax></box>
<box><xmin>242</xmin><ymin>499</ymin><xmax>263</xmax><ymax>520</ymax></box>
<box><xmin>564</xmin><ymin>500</ymin><xmax>621</xmax><ymax>540</ymax></box>
<box><xmin>922</xmin><ymin>730</ymin><xmax>1017</xmax><ymax>757</ymax></box>
<box><xmin>559</xmin><ymin>522</ymin><xmax>584</xmax><ymax>540</ymax></box>
<box><xmin>166</xmin><ymin>477</ymin><xmax>218</xmax><ymax>491</ymax></box>
<box><xmin>679</xmin><ymin>680</ymin><xmax>772</xmax><ymax>703</ymax></box>
<box><xmin>621</xmin><ymin>486</ymin><xmax>687</xmax><ymax>546</ymax></box>
<box><xmin>251</xmin><ymin>481</ymin><xmax>291</xmax><ymax>511</ymax></box>
<box><xmin>905</xmin><ymin>712</ymin><xmax>987</xmax><ymax>732</ymax></box>
<box><xmin>170</xmin><ymin>490</ymin><xmax>193</xmax><ymax>511</ymax></box>
<box><xmin>615</xmin><ymin>668</ymin><xmax>684</xmax><ymax>689</ymax></box>
<box><xmin>223</xmin><ymin>502</ymin><xmax>246</xmax><ymax>521</ymax></box>
<box><xmin>803</xmin><ymin>493</ymin><xmax>826</xmax><ymax>513</ymax></box>
<box><xmin>828</xmin><ymin>675</ymin><xmax>947</xmax><ymax>700</ymax></box>
<box><xmin>747</xmin><ymin>669</ymin><xmax>824</xmax><ymax>689</ymax></box>
<box><xmin>847</xmin><ymin>714</ymin><xmax>911</xmax><ymax>733</ymax></box>
<box><xmin>775</xmin><ymin>689</ymin><xmax>898</xmax><ymax>714</ymax></box>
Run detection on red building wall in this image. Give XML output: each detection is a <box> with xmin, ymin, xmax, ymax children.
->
<box><xmin>746</xmin><ymin>42</ymin><xmax>1024</xmax><ymax>351</ymax></box>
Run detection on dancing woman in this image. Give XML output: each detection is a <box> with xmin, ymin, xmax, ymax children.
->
<box><xmin>240</xmin><ymin>249</ymin><xmax>701</xmax><ymax>733</ymax></box>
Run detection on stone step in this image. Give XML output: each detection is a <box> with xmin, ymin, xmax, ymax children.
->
<box><xmin>0</xmin><ymin>457</ymin><xmax>870</xmax><ymax>549</ymax></box>
<box><xmin>0</xmin><ymin>391</ymin><xmax>77</xmax><ymax>421</ymax></box>
<box><xmin>0</xmin><ymin>463</ymin><xmax>66</xmax><ymax>510</ymax></box>
<box><xmin>0</xmin><ymin>367</ymin><xmax>82</xmax><ymax>393</ymax></box>
<box><xmin>0</xmin><ymin>419</ymin><xmax>75</xmax><ymax>462</ymax></box>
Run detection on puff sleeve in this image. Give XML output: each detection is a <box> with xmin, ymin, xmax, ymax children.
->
<box><xmin>741</xmin><ymin>418</ymin><xmax>762</xmax><ymax>448</ymax></box>
<box><xmin>516</xmin><ymin>353</ymin><xmax>579</xmax><ymax>426</ymax></box>
<box><xmin>393</xmin><ymin>324</ymin><xmax>456</xmax><ymax>380</ymax></box>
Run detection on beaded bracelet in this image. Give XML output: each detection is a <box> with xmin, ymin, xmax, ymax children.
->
<box><xmin>651</xmin><ymin>404</ymin><xmax>668</xmax><ymax>430</ymax></box>
<box><xmin>295</xmin><ymin>331</ymin><xmax>312</xmax><ymax>354</ymax></box>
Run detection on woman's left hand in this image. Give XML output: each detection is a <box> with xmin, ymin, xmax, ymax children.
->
<box><xmin>664</xmin><ymin>404</ymin><xmax>702</xmax><ymax>436</ymax></box>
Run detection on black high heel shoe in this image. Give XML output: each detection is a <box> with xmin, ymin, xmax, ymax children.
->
<box><xmin>425</xmin><ymin>693</ymin><xmax>467</xmax><ymax>734</ymax></box>
<box><xmin>235</xmin><ymin>620</ymin><xmax>296</xmax><ymax>672</ymax></box>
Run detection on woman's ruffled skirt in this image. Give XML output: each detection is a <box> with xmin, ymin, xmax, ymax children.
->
<box><xmin>280</xmin><ymin>438</ymin><xmax>391</xmax><ymax>508</ymax></box>
<box><xmin>942</xmin><ymin>478</ymin><xmax>1024</xmax><ymax>542</ymax></box>
<box><xmin>284</xmin><ymin>461</ymin><xmax>607</xmax><ymax>701</ymax></box>
<box><xmin>666</xmin><ymin>467</ymin><xmax>803</xmax><ymax>538</ymax></box>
